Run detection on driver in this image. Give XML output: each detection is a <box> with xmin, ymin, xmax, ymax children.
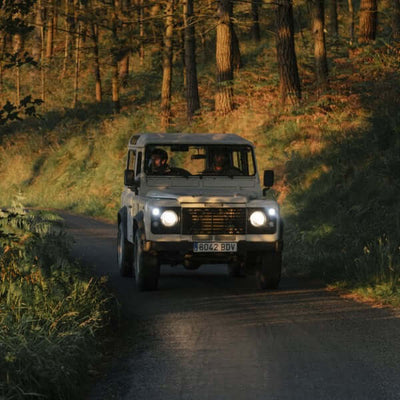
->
<box><xmin>149</xmin><ymin>148</ymin><xmax>171</xmax><ymax>175</ymax></box>
<box><xmin>205</xmin><ymin>150</ymin><xmax>242</xmax><ymax>176</ymax></box>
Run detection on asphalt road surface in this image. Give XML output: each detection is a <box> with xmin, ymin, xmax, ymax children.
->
<box><xmin>62</xmin><ymin>213</ymin><xmax>400</xmax><ymax>400</ymax></box>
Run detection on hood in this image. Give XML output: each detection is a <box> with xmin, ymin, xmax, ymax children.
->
<box><xmin>146</xmin><ymin>188</ymin><xmax>260</xmax><ymax>203</ymax></box>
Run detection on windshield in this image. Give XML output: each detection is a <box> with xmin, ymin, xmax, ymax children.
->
<box><xmin>144</xmin><ymin>144</ymin><xmax>256</xmax><ymax>177</ymax></box>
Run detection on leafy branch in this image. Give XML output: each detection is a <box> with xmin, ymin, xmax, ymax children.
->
<box><xmin>0</xmin><ymin>96</ymin><xmax>43</xmax><ymax>126</ymax></box>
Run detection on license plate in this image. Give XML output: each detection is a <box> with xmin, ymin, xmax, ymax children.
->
<box><xmin>193</xmin><ymin>242</ymin><xmax>237</xmax><ymax>253</ymax></box>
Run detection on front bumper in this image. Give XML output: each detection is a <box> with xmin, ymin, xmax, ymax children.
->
<box><xmin>146</xmin><ymin>239</ymin><xmax>283</xmax><ymax>264</ymax></box>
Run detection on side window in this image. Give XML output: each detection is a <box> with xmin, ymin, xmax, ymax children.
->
<box><xmin>232</xmin><ymin>151</ymin><xmax>240</xmax><ymax>170</ymax></box>
<box><xmin>127</xmin><ymin>150</ymin><xmax>136</xmax><ymax>170</ymax></box>
<box><xmin>247</xmin><ymin>149</ymin><xmax>255</xmax><ymax>176</ymax></box>
<box><xmin>231</xmin><ymin>148</ymin><xmax>255</xmax><ymax>176</ymax></box>
<box><xmin>136</xmin><ymin>152</ymin><xmax>142</xmax><ymax>174</ymax></box>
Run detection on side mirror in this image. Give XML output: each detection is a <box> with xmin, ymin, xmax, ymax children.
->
<box><xmin>124</xmin><ymin>170</ymin><xmax>136</xmax><ymax>187</ymax></box>
<box><xmin>263</xmin><ymin>170</ymin><xmax>274</xmax><ymax>188</ymax></box>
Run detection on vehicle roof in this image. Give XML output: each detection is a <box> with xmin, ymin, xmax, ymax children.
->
<box><xmin>129</xmin><ymin>133</ymin><xmax>254</xmax><ymax>147</ymax></box>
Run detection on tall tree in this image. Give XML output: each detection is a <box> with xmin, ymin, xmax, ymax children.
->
<box><xmin>327</xmin><ymin>0</ymin><xmax>338</xmax><ymax>37</ymax></box>
<box><xmin>358</xmin><ymin>0</ymin><xmax>377</xmax><ymax>43</ymax></box>
<box><xmin>392</xmin><ymin>0</ymin><xmax>400</xmax><ymax>40</ymax></box>
<box><xmin>348</xmin><ymin>0</ymin><xmax>355</xmax><ymax>44</ymax></box>
<box><xmin>215</xmin><ymin>0</ymin><xmax>233</xmax><ymax>114</ymax></box>
<box><xmin>87</xmin><ymin>0</ymin><xmax>102</xmax><ymax>104</ymax></box>
<box><xmin>32</xmin><ymin>0</ymin><xmax>43</xmax><ymax>61</ymax></box>
<box><xmin>311</xmin><ymin>0</ymin><xmax>328</xmax><ymax>92</ymax></box>
<box><xmin>0</xmin><ymin>32</ymin><xmax>5</xmax><ymax>93</ymax></box>
<box><xmin>138</xmin><ymin>0</ymin><xmax>145</xmax><ymax>65</ymax></box>
<box><xmin>250</xmin><ymin>0</ymin><xmax>261</xmax><ymax>41</ymax></box>
<box><xmin>12</xmin><ymin>31</ymin><xmax>24</xmax><ymax>105</ymax></box>
<box><xmin>118</xmin><ymin>0</ymin><xmax>131</xmax><ymax>87</ymax></box>
<box><xmin>161</xmin><ymin>0</ymin><xmax>174</xmax><ymax>128</ymax></box>
<box><xmin>62</xmin><ymin>0</ymin><xmax>74</xmax><ymax>76</ymax></box>
<box><xmin>72</xmin><ymin>8</ymin><xmax>81</xmax><ymax>108</ymax></box>
<box><xmin>231</xmin><ymin>22</ymin><xmax>241</xmax><ymax>71</ymax></box>
<box><xmin>275</xmin><ymin>0</ymin><xmax>301</xmax><ymax>105</ymax></box>
<box><xmin>111</xmin><ymin>0</ymin><xmax>121</xmax><ymax>113</ymax></box>
<box><xmin>183</xmin><ymin>0</ymin><xmax>200</xmax><ymax>120</ymax></box>
<box><xmin>45</xmin><ymin>0</ymin><xmax>55</xmax><ymax>59</ymax></box>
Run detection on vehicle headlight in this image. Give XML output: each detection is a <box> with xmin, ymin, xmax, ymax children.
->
<box><xmin>249</xmin><ymin>210</ymin><xmax>267</xmax><ymax>227</ymax></box>
<box><xmin>268</xmin><ymin>208</ymin><xmax>276</xmax><ymax>217</ymax></box>
<box><xmin>152</xmin><ymin>207</ymin><xmax>161</xmax><ymax>217</ymax></box>
<box><xmin>160</xmin><ymin>210</ymin><xmax>179</xmax><ymax>227</ymax></box>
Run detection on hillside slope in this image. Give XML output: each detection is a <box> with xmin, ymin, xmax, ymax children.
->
<box><xmin>1</xmin><ymin>38</ymin><xmax>399</xmax><ymax>304</ymax></box>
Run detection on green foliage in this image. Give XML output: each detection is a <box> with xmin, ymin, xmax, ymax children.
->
<box><xmin>0</xmin><ymin>209</ymin><xmax>114</xmax><ymax>399</ymax></box>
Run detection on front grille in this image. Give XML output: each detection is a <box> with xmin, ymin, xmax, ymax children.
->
<box><xmin>182</xmin><ymin>208</ymin><xmax>246</xmax><ymax>235</ymax></box>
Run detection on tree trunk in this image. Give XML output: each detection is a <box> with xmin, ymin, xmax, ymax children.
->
<box><xmin>119</xmin><ymin>53</ymin><xmax>130</xmax><ymax>87</ymax></box>
<box><xmin>13</xmin><ymin>33</ymin><xmax>23</xmax><ymax>105</ymax></box>
<box><xmin>275</xmin><ymin>0</ymin><xmax>301</xmax><ymax>105</ymax></box>
<box><xmin>62</xmin><ymin>0</ymin><xmax>74</xmax><ymax>76</ymax></box>
<box><xmin>40</xmin><ymin>13</ymin><xmax>46</xmax><ymax>103</ymax></box>
<box><xmin>184</xmin><ymin>0</ymin><xmax>200</xmax><ymax>120</ymax></box>
<box><xmin>250</xmin><ymin>0</ymin><xmax>261</xmax><ymax>41</ymax></box>
<box><xmin>139</xmin><ymin>0</ymin><xmax>145</xmax><ymax>65</ymax></box>
<box><xmin>46</xmin><ymin>0</ymin><xmax>55</xmax><ymax>59</ymax></box>
<box><xmin>348</xmin><ymin>0</ymin><xmax>355</xmax><ymax>44</ymax></box>
<box><xmin>231</xmin><ymin>24</ymin><xmax>241</xmax><ymax>71</ymax></box>
<box><xmin>311</xmin><ymin>0</ymin><xmax>329</xmax><ymax>93</ymax></box>
<box><xmin>112</xmin><ymin>0</ymin><xmax>121</xmax><ymax>113</ymax></box>
<box><xmin>327</xmin><ymin>0</ymin><xmax>338</xmax><ymax>37</ymax></box>
<box><xmin>32</xmin><ymin>1</ymin><xmax>43</xmax><ymax>61</ymax></box>
<box><xmin>392</xmin><ymin>0</ymin><xmax>400</xmax><ymax>40</ymax></box>
<box><xmin>161</xmin><ymin>0</ymin><xmax>174</xmax><ymax>128</ymax></box>
<box><xmin>180</xmin><ymin>24</ymin><xmax>185</xmax><ymax>87</ymax></box>
<box><xmin>215</xmin><ymin>0</ymin><xmax>234</xmax><ymax>114</ymax></box>
<box><xmin>0</xmin><ymin>34</ymin><xmax>6</xmax><ymax>93</ymax></box>
<box><xmin>90</xmin><ymin>22</ymin><xmax>102</xmax><ymax>103</ymax></box>
<box><xmin>73</xmin><ymin>23</ymin><xmax>81</xmax><ymax>108</ymax></box>
<box><xmin>359</xmin><ymin>0</ymin><xmax>377</xmax><ymax>43</ymax></box>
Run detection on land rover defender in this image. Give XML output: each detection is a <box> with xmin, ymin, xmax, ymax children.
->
<box><xmin>117</xmin><ymin>133</ymin><xmax>283</xmax><ymax>290</ymax></box>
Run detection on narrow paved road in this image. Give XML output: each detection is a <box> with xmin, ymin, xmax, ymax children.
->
<box><xmin>63</xmin><ymin>213</ymin><xmax>400</xmax><ymax>400</ymax></box>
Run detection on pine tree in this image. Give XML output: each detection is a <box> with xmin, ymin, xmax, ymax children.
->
<box><xmin>161</xmin><ymin>0</ymin><xmax>174</xmax><ymax>128</ymax></box>
<box><xmin>183</xmin><ymin>0</ymin><xmax>200</xmax><ymax>120</ymax></box>
<box><xmin>275</xmin><ymin>0</ymin><xmax>301</xmax><ymax>105</ymax></box>
<box><xmin>311</xmin><ymin>0</ymin><xmax>329</xmax><ymax>93</ymax></box>
<box><xmin>250</xmin><ymin>0</ymin><xmax>261</xmax><ymax>42</ymax></box>
<box><xmin>359</xmin><ymin>0</ymin><xmax>378</xmax><ymax>43</ymax></box>
<box><xmin>327</xmin><ymin>0</ymin><xmax>338</xmax><ymax>37</ymax></box>
<box><xmin>215</xmin><ymin>0</ymin><xmax>234</xmax><ymax>114</ymax></box>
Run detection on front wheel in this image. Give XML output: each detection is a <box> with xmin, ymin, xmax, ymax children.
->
<box><xmin>117</xmin><ymin>221</ymin><xmax>133</xmax><ymax>277</ymax></box>
<box><xmin>255</xmin><ymin>252</ymin><xmax>282</xmax><ymax>290</ymax></box>
<box><xmin>133</xmin><ymin>230</ymin><xmax>160</xmax><ymax>291</ymax></box>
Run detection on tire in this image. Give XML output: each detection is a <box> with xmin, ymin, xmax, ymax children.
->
<box><xmin>255</xmin><ymin>252</ymin><xmax>282</xmax><ymax>290</ymax></box>
<box><xmin>227</xmin><ymin>261</ymin><xmax>244</xmax><ymax>277</ymax></box>
<box><xmin>117</xmin><ymin>220</ymin><xmax>133</xmax><ymax>277</ymax></box>
<box><xmin>133</xmin><ymin>230</ymin><xmax>160</xmax><ymax>291</ymax></box>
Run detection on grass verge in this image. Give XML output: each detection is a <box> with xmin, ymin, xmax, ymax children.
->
<box><xmin>0</xmin><ymin>207</ymin><xmax>116</xmax><ymax>399</ymax></box>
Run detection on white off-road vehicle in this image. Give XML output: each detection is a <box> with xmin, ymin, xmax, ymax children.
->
<box><xmin>117</xmin><ymin>133</ymin><xmax>283</xmax><ymax>290</ymax></box>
